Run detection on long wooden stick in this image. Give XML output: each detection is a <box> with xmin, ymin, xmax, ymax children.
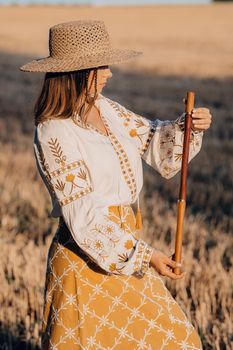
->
<box><xmin>173</xmin><ymin>91</ymin><xmax>195</xmax><ymax>275</ymax></box>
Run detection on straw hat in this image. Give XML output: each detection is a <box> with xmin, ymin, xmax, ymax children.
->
<box><xmin>19</xmin><ymin>20</ymin><xmax>143</xmax><ymax>73</ymax></box>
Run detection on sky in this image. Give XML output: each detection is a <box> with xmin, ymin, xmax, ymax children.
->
<box><xmin>94</xmin><ymin>0</ymin><xmax>211</xmax><ymax>4</ymax></box>
<box><xmin>0</xmin><ymin>0</ymin><xmax>211</xmax><ymax>5</ymax></box>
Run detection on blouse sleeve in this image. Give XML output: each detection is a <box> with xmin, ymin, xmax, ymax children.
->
<box><xmin>106</xmin><ymin>97</ymin><xmax>204</xmax><ymax>179</ymax></box>
<box><xmin>33</xmin><ymin>120</ymin><xmax>154</xmax><ymax>277</ymax></box>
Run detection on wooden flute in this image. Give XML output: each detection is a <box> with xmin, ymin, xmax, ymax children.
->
<box><xmin>173</xmin><ymin>91</ymin><xmax>195</xmax><ymax>275</ymax></box>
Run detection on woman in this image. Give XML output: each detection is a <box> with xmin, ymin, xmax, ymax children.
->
<box><xmin>20</xmin><ymin>20</ymin><xmax>211</xmax><ymax>349</ymax></box>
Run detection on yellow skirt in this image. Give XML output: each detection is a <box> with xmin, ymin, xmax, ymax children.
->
<box><xmin>41</xmin><ymin>204</ymin><xmax>202</xmax><ymax>350</ymax></box>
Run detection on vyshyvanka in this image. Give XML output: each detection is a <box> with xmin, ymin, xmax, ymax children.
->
<box><xmin>33</xmin><ymin>93</ymin><xmax>203</xmax><ymax>349</ymax></box>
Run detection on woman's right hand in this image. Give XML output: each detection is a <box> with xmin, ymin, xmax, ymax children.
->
<box><xmin>149</xmin><ymin>249</ymin><xmax>186</xmax><ymax>280</ymax></box>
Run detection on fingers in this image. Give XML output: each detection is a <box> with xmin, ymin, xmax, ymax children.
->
<box><xmin>192</xmin><ymin>115</ymin><xmax>212</xmax><ymax>122</ymax></box>
<box><xmin>192</xmin><ymin>121</ymin><xmax>211</xmax><ymax>126</ymax></box>
<box><xmin>165</xmin><ymin>254</ymin><xmax>185</xmax><ymax>279</ymax></box>
<box><xmin>190</xmin><ymin>108</ymin><xmax>212</xmax><ymax>131</ymax></box>
<box><xmin>162</xmin><ymin>267</ymin><xmax>187</xmax><ymax>280</ymax></box>
<box><xmin>165</xmin><ymin>257</ymin><xmax>179</xmax><ymax>269</ymax></box>
<box><xmin>192</xmin><ymin>123</ymin><xmax>210</xmax><ymax>130</ymax></box>
<box><xmin>191</xmin><ymin>108</ymin><xmax>212</xmax><ymax>122</ymax></box>
<box><xmin>169</xmin><ymin>253</ymin><xmax>184</xmax><ymax>264</ymax></box>
<box><xmin>153</xmin><ymin>252</ymin><xmax>186</xmax><ymax>280</ymax></box>
<box><xmin>192</xmin><ymin>118</ymin><xmax>212</xmax><ymax>125</ymax></box>
<box><xmin>192</xmin><ymin>107</ymin><xmax>210</xmax><ymax>112</ymax></box>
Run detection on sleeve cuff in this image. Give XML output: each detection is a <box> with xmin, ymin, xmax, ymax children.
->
<box><xmin>134</xmin><ymin>240</ymin><xmax>154</xmax><ymax>277</ymax></box>
<box><xmin>175</xmin><ymin>113</ymin><xmax>204</xmax><ymax>139</ymax></box>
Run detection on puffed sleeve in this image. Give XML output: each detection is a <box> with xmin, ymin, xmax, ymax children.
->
<box><xmin>33</xmin><ymin>120</ymin><xmax>154</xmax><ymax>277</ymax></box>
<box><xmin>106</xmin><ymin>97</ymin><xmax>204</xmax><ymax>179</ymax></box>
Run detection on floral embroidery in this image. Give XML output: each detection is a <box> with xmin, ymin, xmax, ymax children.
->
<box><xmin>107</xmin><ymin>204</ymin><xmax>154</xmax><ymax>277</ymax></box>
<box><xmin>36</xmin><ymin>134</ymin><xmax>93</xmax><ymax>207</ymax></box>
<box><xmin>65</xmin><ymin>172</ymin><xmax>84</xmax><ymax>195</ymax></box>
<box><xmin>136</xmin><ymin>115</ymin><xmax>204</xmax><ymax>179</ymax></box>
<box><xmin>76</xmin><ymin>204</ymin><xmax>153</xmax><ymax>276</ymax></box>
<box><xmin>50</xmin><ymin>159</ymin><xmax>92</xmax><ymax>206</ymax></box>
<box><xmin>105</xmin><ymin>225</ymin><xmax>115</xmax><ymax>235</ymax></box>
<box><xmin>174</xmin><ymin>152</ymin><xmax>183</xmax><ymax>162</ymax></box>
<box><xmin>108</xmin><ymin>263</ymin><xmax>125</xmax><ymax>274</ymax></box>
<box><xmin>66</xmin><ymin>173</ymin><xmax>75</xmax><ymax>182</ymax></box>
<box><xmin>54</xmin><ymin>179</ymin><xmax>65</xmax><ymax>194</ymax></box>
<box><xmin>93</xmin><ymin>240</ymin><xmax>104</xmax><ymax>251</ymax></box>
<box><xmin>77</xmin><ymin>167</ymin><xmax>89</xmax><ymax>181</ymax></box>
<box><xmin>118</xmin><ymin>251</ymin><xmax>131</xmax><ymax>263</ymax></box>
<box><xmin>129</xmin><ymin>129</ymin><xmax>138</xmax><ymax>137</ymax></box>
<box><xmin>48</xmin><ymin>137</ymin><xmax>67</xmax><ymax>166</ymax></box>
<box><xmin>106</xmin><ymin>98</ymin><xmax>150</xmax><ymax>149</ymax></box>
<box><xmin>109</xmin><ymin>263</ymin><xmax>117</xmax><ymax>272</ymax></box>
<box><xmin>79</xmin><ymin>238</ymin><xmax>109</xmax><ymax>263</ymax></box>
<box><xmin>46</xmin><ymin>138</ymin><xmax>93</xmax><ymax>205</ymax></box>
<box><xmin>90</xmin><ymin>223</ymin><xmax>120</xmax><ymax>248</ymax></box>
<box><xmin>124</xmin><ymin>239</ymin><xmax>134</xmax><ymax>249</ymax></box>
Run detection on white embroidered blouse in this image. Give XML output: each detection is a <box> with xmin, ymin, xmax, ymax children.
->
<box><xmin>33</xmin><ymin>93</ymin><xmax>203</xmax><ymax>277</ymax></box>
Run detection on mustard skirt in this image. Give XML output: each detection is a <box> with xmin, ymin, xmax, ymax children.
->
<box><xmin>41</xmin><ymin>204</ymin><xmax>202</xmax><ymax>350</ymax></box>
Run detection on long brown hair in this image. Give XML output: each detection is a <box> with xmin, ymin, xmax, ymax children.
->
<box><xmin>34</xmin><ymin>67</ymin><xmax>99</xmax><ymax>126</ymax></box>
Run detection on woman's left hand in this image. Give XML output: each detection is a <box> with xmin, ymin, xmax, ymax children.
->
<box><xmin>191</xmin><ymin>107</ymin><xmax>212</xmax><ymax>132</ymax></box>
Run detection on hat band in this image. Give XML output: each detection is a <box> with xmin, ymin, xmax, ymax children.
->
<box><xmin>50</xmin><ymin>47</ymin><xmax>113</xmax><ymax>60</ymax></box>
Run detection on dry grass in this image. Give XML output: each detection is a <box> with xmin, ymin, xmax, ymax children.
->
<box><xmin>0</xmin><ymin>4</ymin><xmax>232</xmax><ymax>349</ymax></box>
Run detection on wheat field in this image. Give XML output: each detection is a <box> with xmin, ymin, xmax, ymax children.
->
<box><xmin>0</xmin><ymin>3</ymin><xmax>232</xmax><ymax>350</ymax></box>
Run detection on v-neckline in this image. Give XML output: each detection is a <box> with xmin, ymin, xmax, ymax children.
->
<box><xmin>72</xmin><ymin>95</ymin><xmax>109</xmax><ymax>138</ymax></box>
<box><xmin>72</xmin><ymin>94</ymin><xmax>138</xmax><ymax>203</ymax></box>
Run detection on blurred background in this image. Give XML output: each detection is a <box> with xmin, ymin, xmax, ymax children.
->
<box><xmin>0</xmin><ymin>0</ymin><xmax>232</xmax><ymax>349</ymax></box>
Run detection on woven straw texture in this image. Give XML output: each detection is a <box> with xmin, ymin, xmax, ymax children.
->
<box><xmin>19</xmin><ymin>20</ymin><xmax>142</xmax><ymax>73</ymax></box>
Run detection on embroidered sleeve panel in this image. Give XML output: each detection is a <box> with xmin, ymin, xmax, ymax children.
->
<box><xmin>142</xmin><ymin>116</ymin><xmax>204</xmax><ymax>179</ymax></box>
<box><xmin>60</xmin><ymin>198</ymin><xmax>154</xmax><ymax>277</ymax></box>
<box><xmin>35</xmin><ymin>122</ymin><xmax>93</xmax><ymax>206</ymax></box>
<box><xmin>101</xmin><ymin>205</ymin><xmax>154</xmax><ymax>277</ymax></box>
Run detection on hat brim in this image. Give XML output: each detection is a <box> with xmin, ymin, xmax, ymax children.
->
<box><xmin>19</xmin><ymin>48</ymin><xmax>143</xmax><ymax>73</ymax></box>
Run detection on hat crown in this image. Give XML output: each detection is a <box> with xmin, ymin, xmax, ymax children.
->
<box><xmin>19</xmin><ymin>19</ymin><xmax>142</xmax><ymax>72</ymax></box>
<box><xmin>49</xmin><ymin>20</ymin><xmax>111</xmax><ymax>58</ymax></box>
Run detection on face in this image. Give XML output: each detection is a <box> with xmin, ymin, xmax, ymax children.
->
<box><xmin>87</xmin><ymin>65</ymin><xmax>112</xmax><ymax>95</ymax></box>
